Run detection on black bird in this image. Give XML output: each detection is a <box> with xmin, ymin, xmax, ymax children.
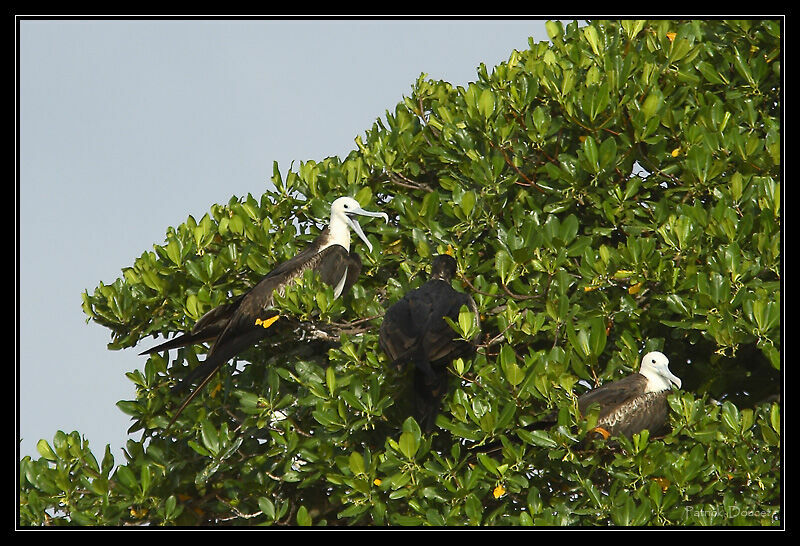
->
<box><xmin>139</xmin><ymin>197</ymin><xmax>387</xmax><ymax>429</ymax></box>
<box><xmin>379</xmin><ymin>254</ymin><xmax>480</xmax><ymax>432</ymax></box>
<box><xmin>542</xmin><ymin>351</ymin><xmax>682</xmax><ymax>441</ymax></box>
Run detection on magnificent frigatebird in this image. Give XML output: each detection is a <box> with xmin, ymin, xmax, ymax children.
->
<box><xmin>379</xmin><ymin>254</ymin><xmax>480</xmax><ymax>432</ymax></box>
<box><xmin>544</xmin><ymin>351</ymin><xmax>682</xmax><ymax>442</ymax></box>
<box><xmin>139</xmin><ymin>196</ymin><xmax>388</xmax><ymax>429</ymax></box>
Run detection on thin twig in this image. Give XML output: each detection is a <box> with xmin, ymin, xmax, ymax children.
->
<box><xmin>489</xmin><ymin>141</ymin><xmax>547</xmax><ymax>194</ymax></box>
<box><xmin>459</xmin><ymin>273</ymin><xmax>505</xmax><ymax>300</ymax></box>
<box><xmin>387</xmin><ymin>171</ymin><xmax>434</xmax><ymax>193</ymax></box>
<box><xmin>501</xmin><ymin>282</ymin><xmax>540</xmax><ymax>301</ymax></box>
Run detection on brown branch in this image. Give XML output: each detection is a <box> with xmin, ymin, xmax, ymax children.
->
<box><xmin>330</xmin><ymin>314</ymin><xmax>383</xmax><ymax>329</ymax></box>
<box><xmin>387</xmin><ymin>171</ymin><xmax>434</xmax><ymax>193</ymax></box>
<box><xmin>459</xmin><ymin>273</ymin><xmax>506</xmax><ymax>300</ymax></box>
<box><xmin>295</xmin><ymin>315</ymin><xmax>380</xmax><ymax>341</ymax></box>
<box><xmin>501</xmin><ymin>282</ymin><xmax>540</xmax><ymax>301</ymax></box>
<box><xmin>489</xmin><ymin>141</ymin><xmax>547</xmax><ymax>194</ymax></box>
<box><xmin>481</xmin><ymin>319</ymin><xmax>517</xmax><ymax>349</ymax></box>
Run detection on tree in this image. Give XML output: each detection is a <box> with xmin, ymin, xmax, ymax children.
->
<box><xmin>20</xmin><ymin>19</ymin><xmax>781</xmax><ymax>527</ymax></box>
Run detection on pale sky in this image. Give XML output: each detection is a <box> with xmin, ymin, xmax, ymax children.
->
<box><xmin>18</xmin><ymin>17</ymin><xmax>559</xmax><ymax>461</ymax></box>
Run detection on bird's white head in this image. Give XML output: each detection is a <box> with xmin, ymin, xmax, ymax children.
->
<box><xmin>328</xmin><ymin>197</ymin><xmax>389</xmax><ymax>253</ymax></box>
<box><xmin>639</xmin><ymin>351</ymin><xmax>682</xmax><ymax>393</ymax></box>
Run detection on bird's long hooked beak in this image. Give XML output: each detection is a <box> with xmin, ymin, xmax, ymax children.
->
<box><xmin>345</xmin><ymin>207</ymin><xmax>389</xmax><ymax>253</ymax></box>
<box><xmin>659</xmin><ymin>363</ymin><xmax>682</xmax><ymax>389</ymax></box>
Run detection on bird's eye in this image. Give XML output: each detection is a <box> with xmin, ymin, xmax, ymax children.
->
<box><xmin>651</xmin><ymin>359</ymin><xmax>656</xmax><ymax>364</ymax></box>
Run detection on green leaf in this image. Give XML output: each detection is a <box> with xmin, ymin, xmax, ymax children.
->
<box><xmin>668</xmin><ymin>38</ymin><xmax>693</xmax><ymax>63</ymax></box>
<box><xmin>114</xmin><ymin>465</ymin><xmax>138</xmax><ymax>492</ymax></box>
<box><xmin>583</xmin><ymin>25</ymin><xmax>602</xmax><ymax>56</ymax></box>
<box><xmin>296</xmin><ymin>505</ymin><xmax>312</xmax><ymax>526</ymax></box>
<box><xmin>325</xmin><ymin>366</ymin><xmax>336</xmax><ymax>397</ymax></box>
<box><xmin>478</xmin><ymin>89</ymin><xmax>496</xmax><ymax>120</ymax></box>
<box><xmin>165</xmin><ymin>238</ymin><xmax>183</xmax><ymax>266</ymax></box>
<box><xmin>769</xmin><ymin>403</ymin><xmax>780</xmax><ymax>434</ymax></box>
<box><xmin>499</xmin><ymin>344</ymin><xmax>524</xmax><ymax>387</ymax></box>
<box><xmin>201</xmin><ymin>419</ymin><xmax>220</xmax><ymax>457</ymax></box>
<box><xmin>750</xmin><ymin>299</ymin><xmax>779</xmax><ymax>334</ymax></box>
<box><xmin>517</xmin><ymin>428</ymin><xmax>558</xmax><ymax>448</ymax></box>
<box><xmin>36</xmin><ymin>439</ymin><xmax>56</xmax><ymax>461</ymax></box>
<box><xmin>349</xmin><ymin>451</ymin><xmax>365</xmax><ymax>476</ymax></box>
<box><xmin>460</xmin><ymin>190</ymin><xmax>477</xmax><ymax>218</ymax></box>
<box><xmin>598</xmin><ymin>136</ymin><xmax>617</xmax><ymax>169</ymax></box>
<box><xmin>696</xmin><ymin>60</ymin><xmax>727</xmax><ymax>85</ymax></box>
<box><xmin>721</xmin><ymin>401</ymin><xmax>740</xmax><ymax>433</ymax></box>
<box><xmin>582</xmin><ymin>135</ymin><xmax>599</xmax><ymax>173</ymax></box>
<box><xmin>495</xmin><ymin>249</ymin><xmax>513</xmax><ymax>284</ymax></box>
<box><xmin>642</xmin><ymin>88</ymin><xmax>663</xmax><ymax>120</ymax></box>
<box><xmin>545</xmin><ymin>20</ymin><xmax>562</xmax><ymax>41</ymax></box>
<box><xmin>258</xmin><ymin>497</ymin><xmax>276</xmax><ymax>520</ymax></box>
<box><xmin>398</xmin><ymin>431</ymin><xmax>419</xmax><ymax>460</ymax></box>
<box><xmin>588</xmin><ymin>317</ymin><xmax>607</xmax><ymax>357</ymax></box>
<box><xmin>140</xmin><ymin>464</ymin><xmax>151</xmax><ymax>495</ymax></box>
<box><xmin>620</xmin><ymin>19</ymin><xmax>646</xmax><ymax>40</ymax></box>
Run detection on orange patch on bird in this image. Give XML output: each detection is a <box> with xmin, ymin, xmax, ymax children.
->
<box><xmin>591</xmin><ymin>426</ymin><xmax>611</xmax><ymax>440</ymax></box>
<box><xmin>255</xmin><ymin>315</ymin><xmax>280</xmax><ymax>329</ymax></box>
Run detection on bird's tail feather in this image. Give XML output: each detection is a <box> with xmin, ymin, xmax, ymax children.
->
<box><xmin>165</xmin><ymin>329</ymin><xmax>264</xmax><ymax>432</ymax></box>
<box><xmin>412</xmin><ymin>353</ymin><xmax>447</xmax><ymax>433</ymax></box>
<box><xmin>139</xmin><ymin>332</ymin><xmax>214</xmax><ymax>356</ymax></box>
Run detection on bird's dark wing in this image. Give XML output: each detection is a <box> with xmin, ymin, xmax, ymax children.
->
<box><xmin>166</xmin><ymin>281</ymin><xmax>284</xmax><ymax>429</ymax></box>
<box><xmin>379</xmin><ymin>288</ymin><xmax>430</xmax><ymax>366</ymax></box>
<box><xmin>594</xmin><ymin>390</ymin><xmax>669</xmax><ymax>439</ymax></box>
<box><xmin>342</xmin><ymin>252</ymin><xmax>362</xmax><ymax>295</ymax></box>
<box><xmin>255</xmin><ymin>230</ymin><xmax>328</xmax><ymax>282</ymax></box>
<box><xmin>379</xmin><ymin>278</ymin><xmax>479</xmax><ymax>432</ymax></box>
<box><xmin>139</xmin><ymin>243</ymin><xmax>324</xmax><ymax>357</ymax></box>
<box><xmin>532</xmin><ymin>373</ymin><xmax>648</xmax><ymax>428</ymax></box>
<box><xmin>577</xmin><ymin>373</ymin><xmax>648</xmax><ymax>421</ymax></box>
<box><xmin>381</xmin><ymin>280</ymin><xmax>476</xmax><ymax>366</ymax></box>
<box><xmin>315</xmin><ymin>245</ymin><xmax>362</xmax><ymax>297</ymax></box>
<box><xmin>164</xmin><ymin>245</ymin><xmax>326</xmax><ymax>380</ymax></box>
<box><xmin>419</xmin><ymin>281</ymin><xmax>476</xmax><ymax>364</ymax></box>
<box><xmin>138</xmin><ymin>331</ymin><xmax>217</xmax><ymax>356</ymax></box>
<box><xmin>138</xmin><ymin>295</ymin><xmax>246</xmax><ymax>355</ymax></box>
<box><xmin>165</xmin><ymin>243</ymin><xmax>356</xmax><ymax>430</ymax></box>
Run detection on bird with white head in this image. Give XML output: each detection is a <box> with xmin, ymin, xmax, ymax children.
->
<box><xmin>138</xmin><ymin>196</ymin><xmax>388</xmax><ymax>431</ymax></box>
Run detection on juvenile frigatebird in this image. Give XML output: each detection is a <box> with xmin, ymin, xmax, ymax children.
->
<box><xmin>379</xmin><ymin>254</ymin><xmax>480</xmax><ymax>432</ymax></box>
<box><xmin>543</xmin><ymin>351</ymin><xmax>682</xmax><ymax>442</ymax></box>
<box><xmin>139</xmin><ymin>196</ymin><xmax>388</xmax><ymax>429</ymax></box>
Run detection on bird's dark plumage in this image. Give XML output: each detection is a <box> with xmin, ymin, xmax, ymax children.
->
<box><xmin>379</xmin><ymin>254</ymin><xmax>479</xmax><ymax>432</ymax></box>
<box><xmin>537</xmin><ymin>351</ymin><xmax>681</xmax><ymax>442</ymax></box>
<box><xmin>575</xmin><ymin>373</ymin><xmax>668</xmax><ymax>440</ymax></box>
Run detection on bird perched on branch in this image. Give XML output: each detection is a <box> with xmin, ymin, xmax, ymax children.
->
<box><xmin>539</xmin><ymin>351</ymin><xmax>682</xmax><ymax>442</ymax></box>
<box><xmin>379</xmin><ymin>253</ymin><xmax>480</xmax><ymax>432</ymax></box>
<box><xmin>139</xmin><ymin>197</ymin><xmax>388</xmax><ymax>430</ymax></box>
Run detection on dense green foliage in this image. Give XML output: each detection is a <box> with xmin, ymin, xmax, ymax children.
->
<box><xmin>21</xmin><ymin>19</ymin><xmax>781</xmax><ymax>526</ymax></box>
